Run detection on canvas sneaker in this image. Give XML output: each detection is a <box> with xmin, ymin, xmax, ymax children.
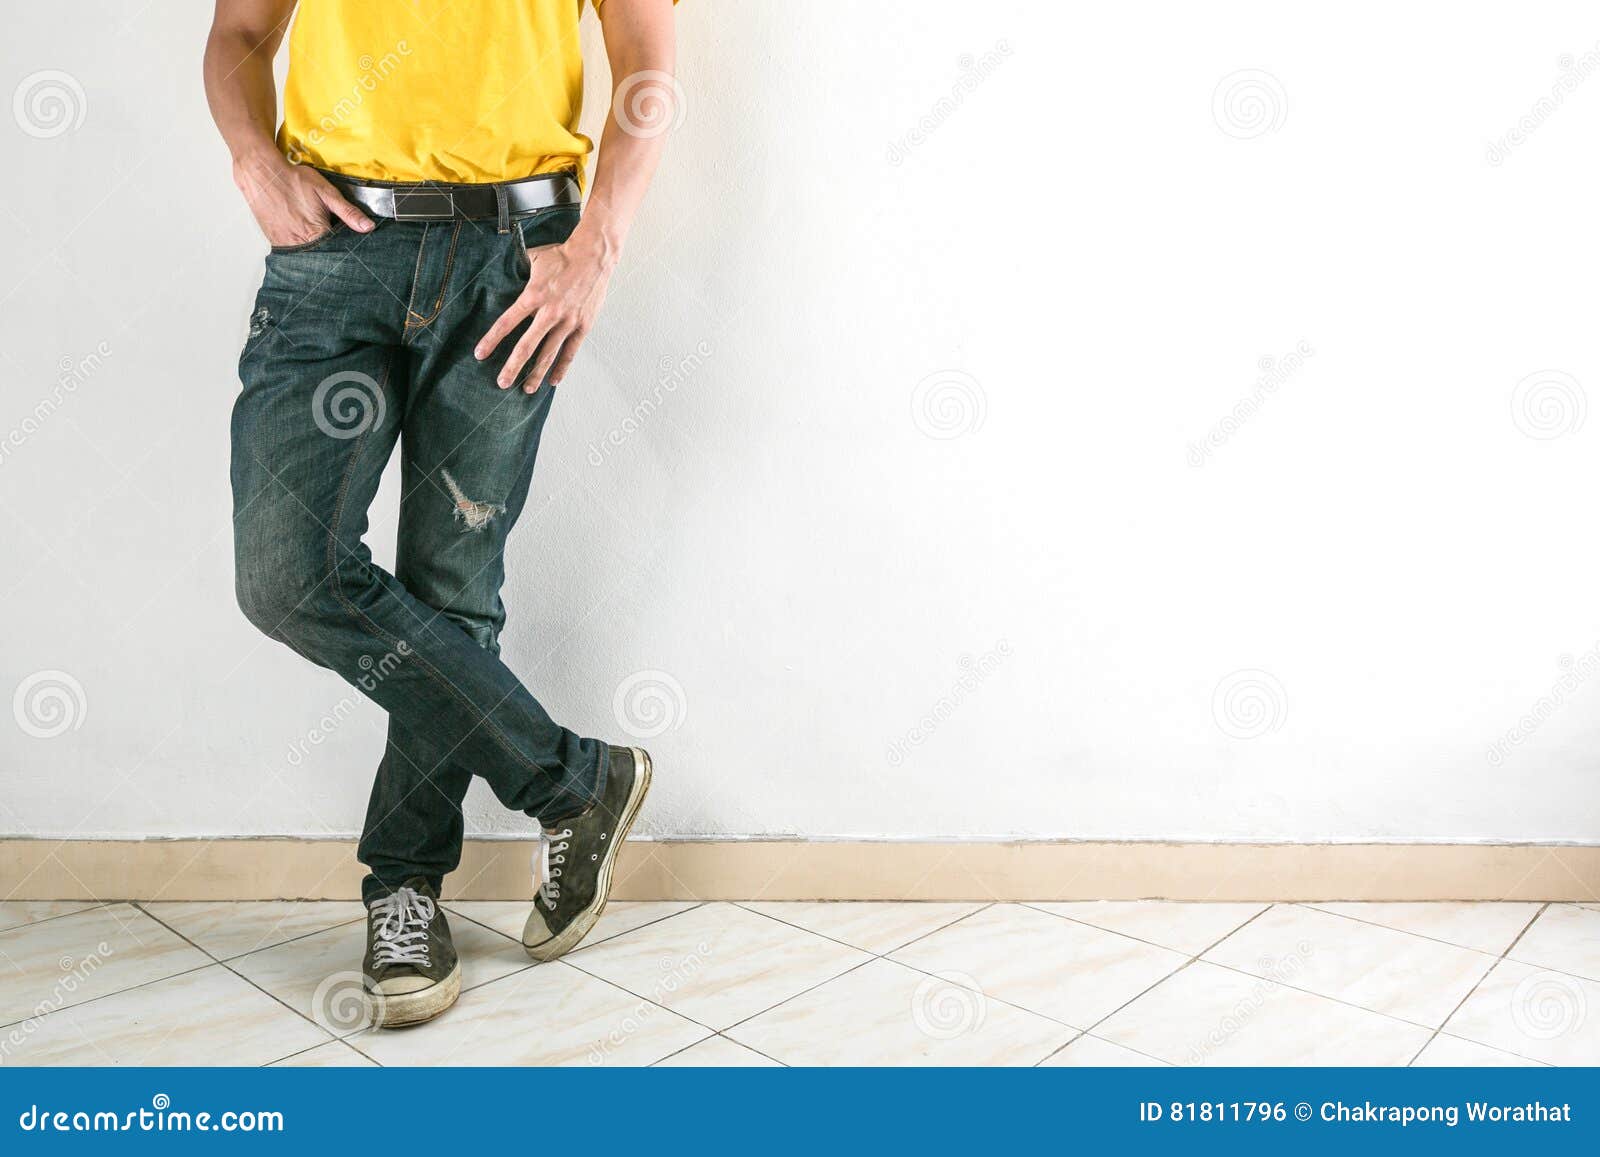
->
<box><xmin>522</xmin><ymin>746</ymin><xmax>653</xmax><ymax>960</ymax></box>
<box><xmin>362</xmin><ymin>878</ymin><xmax>461</xmax><ymax>1027</ymax></box>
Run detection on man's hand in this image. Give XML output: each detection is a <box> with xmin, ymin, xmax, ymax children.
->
<box><xmin>473</xmin><ymin>0</ymin><xmax>675</xmax><ymax>392</ymax></box>
<box><xmin>474</xmin><ymin>230</ymin><xmax>617</xmax><ymax>391</ymax></box>
<box><xmin>234</xmin><ymin>152</ymin><xmax>373</xmax><ymax>248</ymax></box>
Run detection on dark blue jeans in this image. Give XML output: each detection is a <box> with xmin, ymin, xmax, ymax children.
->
<box><xmin>230</xmin><ymin>207</ymin><xmax>607</xmax><ymax>905</ymax></box>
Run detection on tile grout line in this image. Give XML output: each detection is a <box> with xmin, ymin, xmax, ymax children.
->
<box><xmin>1178</xmin><ymin>903</ymin><xmax>1561</xmax><ymax>1041</ymax></box>
<box><xmin>727</xmin><ymin>900</ymin><xmax>994</xmax><ymax>959</ymax></box>
<box><xmin>559</xmin><ymin>902</ymin><xmax>1017</xmax><ymax>1060</ymax></box>
<box><xmin>13</xmin><ymin>899</ymin><xmax>1590</xmax><ymax>1068</ymax></box>
<box><xmin>264</xmin><ymin>1037</ymin><xmax>373</xmax><ymax>1068</ymax></box>
<box><xmin>1404</xmin><ymin>901</ymin><xmax>1553</xmax><ymax>1068</ymax></box>
<box><xmin>0</xmin><ymin>902</ymin><xmax>111</xmax><ymax>936</ymax></box>
<box><xmin>447</xmin><ymin>900</ymin><xmax>707</xmax><ymax>957</ymax></box>
<box><xmin>0</xmin><ymin>901</ymin><xmax>227</xmax><ymax>1034</ymax></box>
<box><xmin>1297</xmin><ymin>900</ymin><xmax>1545</xmax><ymax>957</ymax></box>
<box><xmin>710</xmin><ymin>903</ymin><xmax>1103</xmax><ymax>1055</ymax></box>
<box><xmin>350</xmin><ymin>902</ymin><xmax>726</xmax><ymax>1068</ymax></box>
<box><xmin>1034</xmin><ymin>902</ymin><xmax>1279</xmax><ymax>1067</ymax></box>
<box><xmin>712</xmin><ymin>1031</ymin><xmax>788</xmax><ymax>1067</ymax></box>
<box><xmin>131</xmin><ymin>901</ymin><xmax>352</xmax><ymax>1065</ymax></box>
<box><xmin>645</xmin><ymin>1030</ymin><xmax>721</xmax><ymax>1067</ymax></box>
<box><xmin>1018</xmin><ymin>900</ymin><xmax>1273</xmax><ymax>960</ymax></box>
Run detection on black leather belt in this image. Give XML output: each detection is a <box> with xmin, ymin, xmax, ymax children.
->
<box><xmin>321</xmin><ymin>169</ymin><xmax>581</xmax><ymax>232</ymax></box>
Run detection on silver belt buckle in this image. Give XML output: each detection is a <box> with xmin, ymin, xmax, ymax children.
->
<box><xmin>391</xmin><ymin>189</ymin><xmax>456</xmax><ymax>220</ymax></box>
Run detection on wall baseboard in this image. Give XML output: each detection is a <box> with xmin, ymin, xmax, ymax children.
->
<box><xmin>3</xmin><ymin>839</ymin><xmax>1597</xmax><ymax>902</ymax></box>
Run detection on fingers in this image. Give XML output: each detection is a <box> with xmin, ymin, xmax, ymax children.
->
<box><xmin>318</xmin><ymin>186</ymin><xmax>374</xmax><ymax>233</ymax></box>
<box><xmin>475</xmin><ymin>297</ymin><xmax>535</xmax><ymax>362</ymax></box>
<box><xmin>499</xmin><ymin>316</ymin><xmax>558</xmax><ymax>391</ymax></box>
<box><xmin>547</xmin><ymin>328</ymin><xmax>588</xmax><ymax>386</ymax></box>
<box><xmin>524</xmin><ymin>325</ymin><xmax>579</xmax><ymax>391</ymax></box>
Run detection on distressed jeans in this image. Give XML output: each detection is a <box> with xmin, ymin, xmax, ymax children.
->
<box><xmin>230</xmin><ymin>205</ymin><xmax>608</xmax><ymax>905</ymax></box>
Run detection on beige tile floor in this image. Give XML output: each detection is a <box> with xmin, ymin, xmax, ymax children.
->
<box><xmin>1</xmin><ymin>899</ymin><xmax>1595</xmax><ymax>1067</ymax></box>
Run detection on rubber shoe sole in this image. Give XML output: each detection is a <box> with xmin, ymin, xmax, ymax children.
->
<box><xmin>523</xmin><ymin>747</ymin><xmax>653</xmax><ymax>961</ymax></box>
<box><xmin>370</xmin><ymin>962</ymin><xmax>461</xmax><ymax>1028</ymax></box>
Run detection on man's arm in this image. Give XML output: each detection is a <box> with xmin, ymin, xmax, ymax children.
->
<box><xmin>203</xmin><ymin>0</ymin><xmax>372</xmax><ymax>247</ymax></box>
<box><xmin>475</xmin><ymin>0</ymin><xmax>677</xmax><ymax>390</ymax></box>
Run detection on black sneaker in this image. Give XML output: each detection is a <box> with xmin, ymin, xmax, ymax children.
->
<box><xmin>362</xmin><ymin>878</ymin><xmax>461</xmax><ymax>1027</ymax></box>
<box><xmin>522</xmin><ymin>745</ymin><xmax>653</xmax><ymax>960</ymax></box>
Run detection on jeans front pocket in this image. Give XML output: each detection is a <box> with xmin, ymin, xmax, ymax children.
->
<box><xmin>269</xmin><ymin>220</ymin><xmax>350</xmax><ymax>255</ymax></box>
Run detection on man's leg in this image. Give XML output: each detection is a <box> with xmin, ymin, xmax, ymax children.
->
<box><xmin>231</xmin><ymin>223</ymin><xmax>607</xmax><ymax>865</ymax></box>
<box><xmin>353</xmin><ymin>212</ymin><xmax>600</xmax><ymax>903</ymax></box>
<box><xmin>355</xmin><ymin>379</ymin><xmax>562</xmax><ymax>903</ymax></box>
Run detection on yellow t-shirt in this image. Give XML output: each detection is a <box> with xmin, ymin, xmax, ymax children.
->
<box><xmin>278</xmin><ymin>0</ymin><xmax>596</xmax><ymax>185</ymax></box>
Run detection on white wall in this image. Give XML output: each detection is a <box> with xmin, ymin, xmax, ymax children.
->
<box><xmin>5</xmin><ymin>2</ymin><xmax>1600</xmax><ymax>845</ymax></box>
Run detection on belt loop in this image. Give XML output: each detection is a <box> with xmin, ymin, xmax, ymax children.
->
<box><xmin>495</xmin><ymin>184</ymin><xmax>510</xmax><ymax>234</ymax></box>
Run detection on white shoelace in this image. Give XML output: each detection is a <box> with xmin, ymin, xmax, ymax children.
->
<box><xmin>536</xmin><ymin>828</ymin><xmax>572</xmax><ymax>910</ymax></box>
<box><xmin>369</xmin><ymin>886</ymin><xmax>435</xmax><ymax>968</ymax></box>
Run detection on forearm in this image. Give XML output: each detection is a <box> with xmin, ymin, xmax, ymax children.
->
<box><xmin>571</xmin><ymin>0</ymin><xmax>677</xmax><ymax>268</ymax></box>
<box><xmin>203</xmin><ymin>9</ymin><xmax>292</xmax><ymax>188</ymax></box>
